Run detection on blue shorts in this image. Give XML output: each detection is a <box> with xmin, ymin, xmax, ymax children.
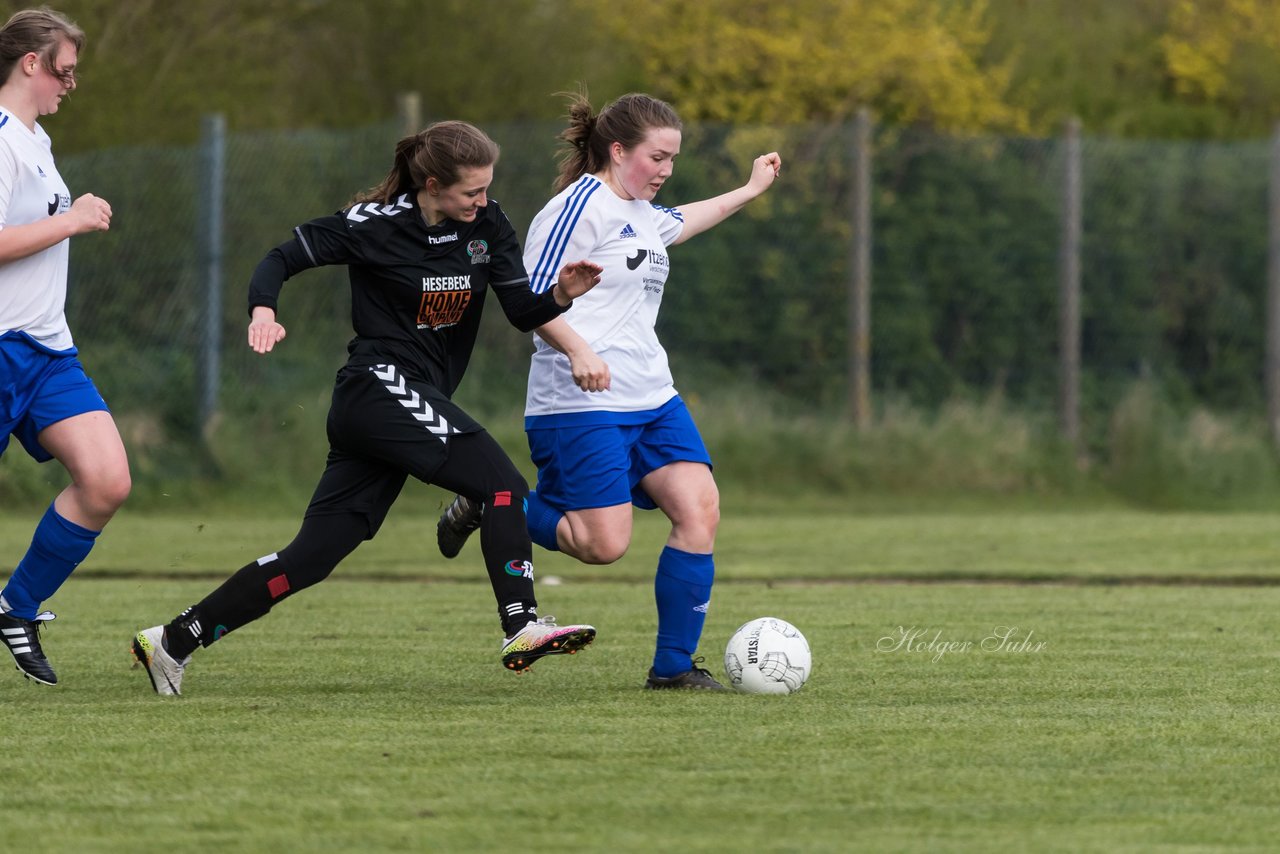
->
<box><xmin>525</xmin><ymin>395</ymin><xmax>712</xmax><ymax>512</ymax></box>
<box><xmin>1</xmin><ymin>332</ymin><xmax>108</xmax><ymax>462</ymax></box>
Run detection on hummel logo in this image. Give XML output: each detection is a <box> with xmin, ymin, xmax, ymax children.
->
<box><xmin>619</xmin><ymin>223</ymin><xmax>637</xmax><ymax>239</ymax></box>
<box><xmin>626</xmin><ymin>249</ymin><xmax>648</xmax><ymax>270</ymax></box>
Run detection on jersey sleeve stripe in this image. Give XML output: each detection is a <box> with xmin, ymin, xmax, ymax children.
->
<box><xmin>652</xmin><ymin>203</ymin><xmax>684</xmax><ymax>222</ymax></box>
<box><xmin>492</xmin><ymin>276</ymin><xmax>531</xmax><ymax>287</ymax></box>
<box><xmin>528</xmin><ymin>176</ymin><xmax>600</xmax><ymax>294</ymax></box>
<box><xmin>293</xmin><ymin>226</ymin><xmax>319</xmax><ymax>266</ymax></box>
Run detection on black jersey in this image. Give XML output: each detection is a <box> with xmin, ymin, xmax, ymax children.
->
<box><xmin>247</xmin><ymin>194</ymin><xmax>567</xmax><ymax>397</ymax></box>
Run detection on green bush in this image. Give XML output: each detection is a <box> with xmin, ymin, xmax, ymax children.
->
<box><xmin>6</xmin><ymin>377</ymin><xmax>1260</xmax><ymax>514</ymax></box>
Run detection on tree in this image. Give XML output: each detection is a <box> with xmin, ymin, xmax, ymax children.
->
<box><xmin>594</xmin><ymin>0</ymin><xmax>1027</xmax><ymax>132</ymax></box>
<box><xmin>983</xmin><ymin>0</ymin><xmax>1280</xmax><ymax>139</ymax></box>
<box><xmin>47</xmin><ymin>0</ymin><xmax>635</xmax><ymax>151</ymax></box>
<box><xmin>1160</xmin><ymin>0</ymin><xmax>1280</xmax><ymax>132</ymax></box>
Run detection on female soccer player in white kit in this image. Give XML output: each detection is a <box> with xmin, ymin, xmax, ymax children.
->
<box><xmin>439</xmin><ymin>92</ymin><xmax>781</xmax><ymax>689</ymax></box>
<box><xmin>0</xmin><ymin>8</ymin><xmax>124</xmax><ymax>686</ymax></box>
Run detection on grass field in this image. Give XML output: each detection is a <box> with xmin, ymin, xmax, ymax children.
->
<box><xmin>3</xmin><ymin>503</ymin><xmax>1280</xmax><ymax>852</ymax></box>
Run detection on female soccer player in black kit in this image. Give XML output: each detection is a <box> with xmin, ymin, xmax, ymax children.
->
<box><xmin>130</xmin><ymin>121</ymin><xmax>602</xmax><ymax>695</ymax></box>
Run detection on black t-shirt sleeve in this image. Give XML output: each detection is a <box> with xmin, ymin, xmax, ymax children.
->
<box><xmin>494</xmin><ymin>280</ymin><xmax>568</xmax><ymax>332</ymax></box>
<box><xmin>488</xmin><ymin>206</ymin><xmax>569</xmax><ymax>332</ymax></box>
<box><xmin>246</xmin><ymin>212</ymin><xmax>366</xmax><ymax>315</ymax></box>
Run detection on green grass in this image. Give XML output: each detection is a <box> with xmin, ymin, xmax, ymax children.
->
<box><xmin>5</xmin><ymin>497</ymin><xmax>1280</xmax><ymax>583</ymax></box>
<box><xmin>3</xmin><ymin>507</ymin><xmax>1280</xmax><ymax>850</ymax></box>
<box><xmin>10</xmin><ymin>382</ymin><xmax>1280</xmax><ymax>513</ymax></box>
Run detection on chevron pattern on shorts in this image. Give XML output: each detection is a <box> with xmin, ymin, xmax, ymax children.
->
<box><xmin>370</xmin><ymin>364</ymin><xmax>458</xmax><ymax>442</ymax></box>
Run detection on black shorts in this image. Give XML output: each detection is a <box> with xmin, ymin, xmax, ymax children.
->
<box><xmin>304</xmin><ymin>362</ymin><xmax>485</xmax><ymax>535</ymax></box>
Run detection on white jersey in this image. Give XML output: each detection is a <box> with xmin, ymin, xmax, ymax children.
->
<box><xmin>524</xmin><ymin>174</ymin><xmax>685</xmax><ymax>418</ymax></box>
<box><xmin>0</xmin><ymin>109</ymin><xmax>74</xmax><ymax>352</ymax></box>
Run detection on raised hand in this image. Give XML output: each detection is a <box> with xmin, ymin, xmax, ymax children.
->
<box><xmin>553</xmin><ymin>260</ymin><xmax>604</xmax><ymax>304</ymax></box>
<box><xmin>747</xmin><ymin>152</ymin><xmax>782</xmax><ymax>195</ymax></box>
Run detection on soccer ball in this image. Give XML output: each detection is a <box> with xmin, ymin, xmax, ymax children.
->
<box><xmin>724</xmin><ymin>617</ymin><xmax>811</xmax><ymax>694</ymax></box>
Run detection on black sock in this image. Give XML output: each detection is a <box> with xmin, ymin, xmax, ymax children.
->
<box><xmin>501</xmin><ymin>601</ymin><xmax>538</xmax><ymax>637</ymax></box>
<box><xmin>163</xmin><ymin>606</ymin><xmax>203</xmax><ymax>659</ymax></box>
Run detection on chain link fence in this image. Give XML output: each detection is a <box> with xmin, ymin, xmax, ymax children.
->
<box><xmin>43</xmin><ymin>116</ymin><xmax>1278</xmax><ymax>482</ymax></box>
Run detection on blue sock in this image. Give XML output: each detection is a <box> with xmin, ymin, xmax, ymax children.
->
<box><xmin>525</xmin><ymin>490</ymin><xmax>562</xmax><ymax>552</ymax></box>
<box><xmin>1</xmin><ymin>503</ymin><xmax>99</xmax><ymax>619</ymax></box>
<box><xmin>652</xmin><ymin>546</ymin><xmax>715</xmax><ymax>678</ymax></box>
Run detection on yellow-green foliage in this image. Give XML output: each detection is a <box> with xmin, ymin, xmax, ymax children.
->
<box><xmin>1161</xmin><ymin>0</ymin><xmax>1280</xmax><ymax>102</ymax></box>
<box><xmin>597</xmin><ymin>0</ymin><xmax>1028</xmax><ymax>132</ymax></box>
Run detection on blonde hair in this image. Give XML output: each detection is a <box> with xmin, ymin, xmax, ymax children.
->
<box><xmin>353</xmin><ymin>120</ymin><xmax>500</xmax><ymax>205</ymax></box>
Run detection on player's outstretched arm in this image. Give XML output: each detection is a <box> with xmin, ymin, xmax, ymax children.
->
<box><xmin>672</xmin><ymin>152</ymin><xmax>782</xmax><ymax>246</ymax></box>
<box><xmin>247</xmin><ymin>305</ymin><xmax>287</xmax><ymax>354</ymax></box>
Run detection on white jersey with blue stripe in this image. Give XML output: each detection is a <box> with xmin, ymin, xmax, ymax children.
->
<box><xmin>0</xmin><ymin>109</ymin><xmax>73</xmax><ymax>352</ymax></box>
<box><xmin>523</xmin><ymin>174</ymin><xmax>685</xmax><ymax>417</ymax></box>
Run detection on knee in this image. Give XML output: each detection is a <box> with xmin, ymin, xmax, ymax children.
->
<box><xmin>572</xmin><ymin>530</ymin><xmax>631</xmax><ymax>565</ymax></box>
<box><xmin>493</xmin><ymin>478</ymin><xmax>529</xmax><ymax>506</ymax></box>
<box><xmin>679</xmin><ymin>492</ymin><xmax>720</xmax><ymax>545</ymax></box>
<box><xmin>81</xmin><ymin>466</ymin><xmax>131</xmax><ymax>517</ymax></box>
<box><xmin>485</xmin><ymin>468</ymin><xmax>529</xmax><ymax>507</ymax></box>
<box><xmin>700</xmin><ymin>495</ymin><xmax>721</xmax><ymax>536</ymax></box>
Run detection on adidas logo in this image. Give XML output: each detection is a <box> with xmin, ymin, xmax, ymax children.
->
<box><xmin>694</xmin><ymin>601</ymin><xmax>710</xmax><ymax>613</ymax></box>
<box><xmin>619</xmin><ymin>223</ymin><xmax>638</xmax><ymax>239</ymax></box>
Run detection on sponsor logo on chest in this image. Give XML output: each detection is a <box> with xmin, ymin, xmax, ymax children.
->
<box><xmin>624</xmin><ymin>249</ymin><xmax>670</xmax><ymax>295</ymax></box>
<box><xmin>418</xmin><ymin>274</ymin><xmax>472</xmax><ymax>329</ymax></box>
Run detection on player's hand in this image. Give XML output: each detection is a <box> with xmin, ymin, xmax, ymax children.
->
<box><xmin>553</xmin><ymin>260</ymin><xmax>604</xmax><ymax>304</ymax></box>
<box><xmin>746</xmin><ymin>152</ymin><xmax>782</xmax><ymax>196</ymax></box>
<box><xmin>568</xmin><ymin>347</ymin><xmax>611</xmax><ymax>393</ymax></box>
<box><xmin>67</xmin><ymin>193</ymin><xmax>111</xmax><ymax>234</ymax></box>
<box><xmin>247</xmin><ymin>306</ymin><xmax>287</xmax><ymax>354</ymax></box>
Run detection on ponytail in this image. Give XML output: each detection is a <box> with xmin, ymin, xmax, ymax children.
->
<box><xmin>353</xmin><ymin>134</ymin><xmax>419</xmax><ymax>205</ymax></box>
<box><xmin>552</xmin><ymin>91</ymin><xmax>683</xmax><ymax>194</ymax></box>
<box><xmin>353</xmin><ymin>121</ymin><xmax>500</xmax><ymax>206</ymax></box>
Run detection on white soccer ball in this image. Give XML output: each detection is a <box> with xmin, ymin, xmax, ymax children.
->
<box><xmin>724</xmin><ymin>617</ymin><xmax>812</xmax><ymax>694</ymax></box>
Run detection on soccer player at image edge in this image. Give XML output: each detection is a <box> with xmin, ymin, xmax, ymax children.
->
<box><xmin>0</xmin><ymin>8</ymin><xmax>125</xmax><ymax>686</ymax></box>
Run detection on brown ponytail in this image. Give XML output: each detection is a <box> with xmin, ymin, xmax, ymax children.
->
<box><xmin>552</xmin><ymin>91</ymin><xmax>683</xmax><ymax>193</ymax></box>
<box><xmin>353</xmin><ymin>120</ymin><xmax>500</xmax><ymax>206</ymax></box>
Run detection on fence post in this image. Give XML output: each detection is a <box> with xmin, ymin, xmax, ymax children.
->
<box><xmin>1267</xmin><ymin>122</ymin><xmax>1280</xmax><ymax>448</ymax></box>
<box><xmin>397</xmin><ymin>91</ymin><xmax>421</xmax><ymax>136</ymax></box>
<box><xmin>198</xmin><ymin>113</ymin><xmax>225</xmax><ymax>440</ymax></box>
<box><xmin>848</xmin><ymin>108</ymin><xmax>873</xmax><ymax>429</ymax></box>
<box><xmin>1058</xmin><ymin>117</ymin><xmax>1082</xmax><ymax>449</ymax></box>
